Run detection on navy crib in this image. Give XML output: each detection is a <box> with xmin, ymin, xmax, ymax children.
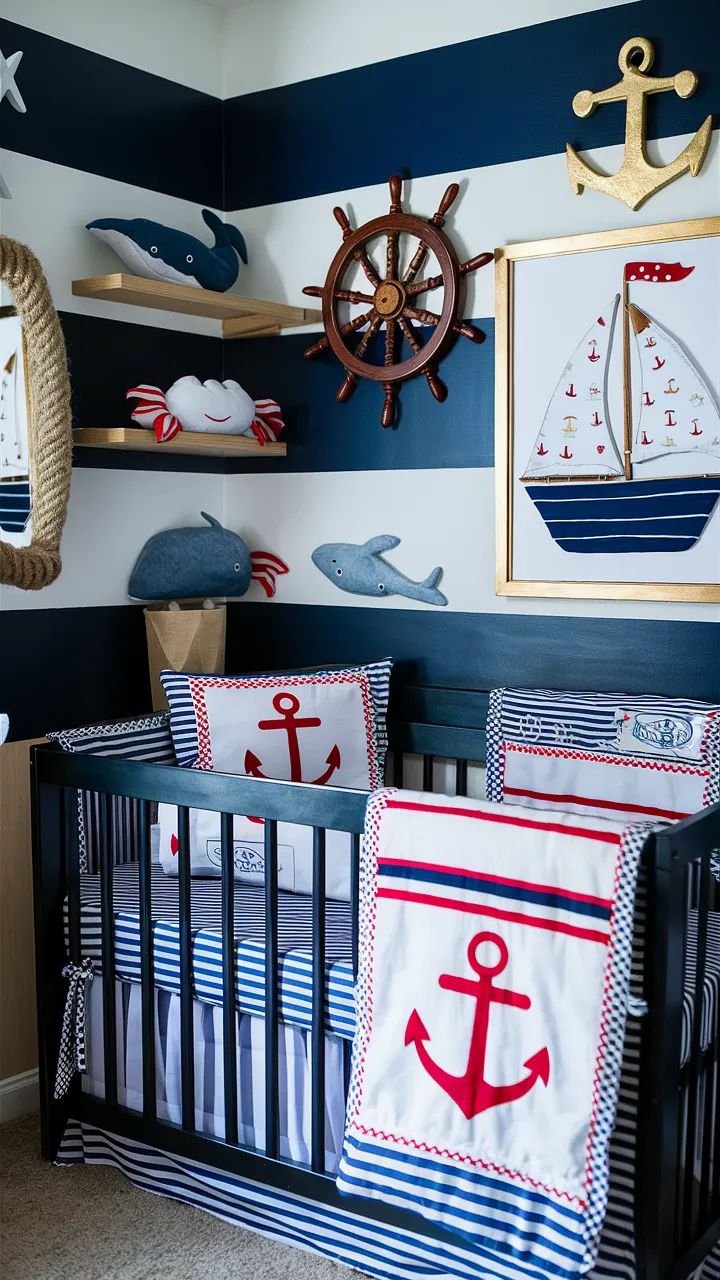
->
<box><xmin>31</xmin><ymin>686</ymin><xmax>720</xmax><ymax>1280</ymax></box>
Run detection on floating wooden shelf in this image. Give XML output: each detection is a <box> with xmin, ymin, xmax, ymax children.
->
<box><xmin>71</xmin><ymin>274</ymin><xmax>321</xmax><ymax>339</ymax></box>
<box><xmin>72</xmin><ymin>428</ymin><xmax>286</xmax><ymax>458</ymax></box>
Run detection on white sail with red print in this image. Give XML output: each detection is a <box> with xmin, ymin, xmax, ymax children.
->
<box><xmin>521</xmin><ymin>296</ymin><xmax>622</xmax><ymax>479</ymax></box>
<box><xmin>630</xmin><ymin>311</ymin><xmax>720</xmax><ymax>469</ymax></box>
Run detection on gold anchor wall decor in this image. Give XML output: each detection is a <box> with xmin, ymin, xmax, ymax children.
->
<box><xmin>566</xmin><ymin>37</ymin><xmax>712</xmax><ymax>211</ymax></box>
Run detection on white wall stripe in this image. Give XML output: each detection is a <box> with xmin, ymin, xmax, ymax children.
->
<box><xmin>220</xmin><ymin>0</ymin><xmax>638</xmax><ymax>98</ymax></box>
<box><xmin>3</xmin><ymin>0</ymin><xmax>223</xmax><ymax>97</ymax></box>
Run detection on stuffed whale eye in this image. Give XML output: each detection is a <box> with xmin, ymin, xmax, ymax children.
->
<box><xmin>234</xmin><ymin>562</ymin><xmax>241</xmax><ymax>571</ymax></box>
<box><xmin>186</xmin><ymin>254</ymin><xmax>193</xmax><ymax>264</ymax></box>
<box><xmin>150</xmin><ymin>245</ymin><xmax>158</xmax><ymax>254</ymax></box>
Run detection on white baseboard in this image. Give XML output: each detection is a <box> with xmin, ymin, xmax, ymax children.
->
<box><xmin>0</xmin><ymin>1069</ymin><xmax>39</xmax><ymax>1123</ymax></box>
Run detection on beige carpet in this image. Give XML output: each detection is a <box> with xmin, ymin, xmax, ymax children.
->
<box><xmin>1</xmin><ymin>1116</ymin><xmax>356</xmax><ymax>1280</ymax></box>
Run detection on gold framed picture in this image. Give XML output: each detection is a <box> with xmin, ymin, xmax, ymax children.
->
<box><xmin>495</xmin><ymin>217</ymin><xmax>720</xmax><ymax>602</ymax></box>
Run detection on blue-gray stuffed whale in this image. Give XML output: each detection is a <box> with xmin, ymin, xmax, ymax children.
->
<box><xmin>312</xmin><ymin>536</ymin><xmax>447</xmax><ymax>606</ymax></box>
<box><xmin>87</xmin><ymin>209</ymin><xmax>248</xmax><ymax>291</ymax></box>
<box><xmin>129</xmin><ymin>513</ymin><xmax>288</xmax><ymax>601</ymax></box>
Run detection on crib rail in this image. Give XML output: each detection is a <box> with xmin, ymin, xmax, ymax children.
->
<box><xmin>638</xmin><ymin>804</ymin><xmax>720</xmax><ymax>1280</ymax></box>
<box><xmin>31</xmin><ymin>738</ymin><xmax>720</xmax><ymax>1279</ymax></box>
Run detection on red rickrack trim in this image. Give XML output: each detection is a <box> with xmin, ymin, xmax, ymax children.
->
<box><xmin>506</xmin><ymin>742</ymin><xmax>710</xmax><ymax>777</ymax></box>
<box><xmin>186</xmin><ymin>670</ymin><xmax>379</xmax><ymax>782</ymax></box>
<box><xmin>349</xmin><ymin>1122</ymin><xmax>587</xmax><ymax>1209</ymax></box>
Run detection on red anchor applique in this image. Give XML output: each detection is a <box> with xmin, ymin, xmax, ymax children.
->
<box><xmin>642</xmin><ymin>391</ymin><xmax>655</xmax><ymax>407</ymax></box>
<box><xmin>665</xmin><ymin>409</ymin><xmax>677</xmax><ymax>428</ymax></box>
<box><xmin>565</xmin><ymin>383</ymin><xmax>577</xmax><ymax>398</ymax></box>
<box><xmin>690</xmin><ymin>419</ymin><xmax>702</xmax><ymax>436</ymax></box>
<box><xmin>653</xmin><ymin>355</ymin><xmax>666</xmax><ymax>370</ymax></box>
<box><xmin>590</xmin><ymin>411</ymin><xmax>603</xmax><ymax>426</ymax></box>
<box><xmin>641</xmin><ymin>430</ymin><xmax>653</xmax><ymax>446</ymax></box>
<box><xmin>587</xmin><ymin>340</ymin><xmax>600</xmax><ymax>362</ymax></box>
<box><xmin>645</xmin><ymin>336</ymin><xmax>656</xmax><ymax>348</ymax></box>
<box><xmin>405</xmin><ymin>933</ymin><xmax>550</xmax><ymax>1119</ymax></box>
<box><xmin>536</xmin><ymin>443</ymin><xmax>548</xmax><ymax>456</ymax></box>
<box><xmin>244</xmin><ymin>692</ymin><xmax>341</xmax><ymax>785</ymax></box>
<box><xmin>560</xmin><ymin>445</ymin><xmax>573</xmax><ymax>459</ymax></box>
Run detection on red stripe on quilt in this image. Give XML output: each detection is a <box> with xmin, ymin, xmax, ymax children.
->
<box><xmin>377</xmin><ymin>887</ymin><xmax>611</xmax><ymax>944</ymax></box>
<box><xmin>386</xmin><ymin>799</ymin><xmax>622</xmax><ymax>845</ymax></box>
<box><xmin>503</xmin><ymin>785</ymin><xmax>690</xmax><ymax>822</ymax></box>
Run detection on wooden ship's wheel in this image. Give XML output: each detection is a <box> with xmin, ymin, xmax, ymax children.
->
<box><xmin>303</xmin><ymin>174</ymin><xmax>492</xmax><ymax>427</ymax></box>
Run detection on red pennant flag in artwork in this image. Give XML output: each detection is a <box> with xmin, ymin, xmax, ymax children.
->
<box><xmin>624</xmin><ymin>261</ymin><xmax>694</xmax><ymax>283</ymax></box>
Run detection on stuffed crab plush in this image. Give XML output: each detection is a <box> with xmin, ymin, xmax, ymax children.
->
<box><xmin>127</xmin><ymin>376</ymin><xmax>284</xmax><ymax>445</ymax></box>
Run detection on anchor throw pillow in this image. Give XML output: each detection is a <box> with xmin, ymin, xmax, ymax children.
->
<box><xmin>486</xmin><ymin>687</ymin><xmax>720</xmax><ymax>823</ymax></box>
<box><xmin>158</xmin><ymin>659</ymin><xmax>392</xmax><ymax>897</ymax></box>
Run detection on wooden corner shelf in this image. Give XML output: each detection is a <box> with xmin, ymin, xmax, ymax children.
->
<box><xmin>72</xmin><ymin>428</ymin><xmax>286</xmax><ymax>458</ymax></box>
<box><xmin>71</xmin><ymin>274</ymin><xmax>321</xmax><ymax>339</ymax></box>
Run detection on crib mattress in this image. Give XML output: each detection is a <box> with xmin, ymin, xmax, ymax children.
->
<box><xmin>69</xmin><ymin>863</ymin><xmax>355</xmax><ymax>1038</ymax></box>
<box><xmin>68</xmin><ymin>864</ymin><xmax>719</xmax><ymax>1055</ymax></box>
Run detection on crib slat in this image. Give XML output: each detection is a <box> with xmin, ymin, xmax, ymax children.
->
<box><xmin>422</xmin><ymin>753</ymin><xmax>434</xmax><ymax>792</ymax></box>
<box><xmin>137</xmin><ymin>799</ymin><xmax>156</xmax><ymax>1122</ymax></box>
<box><xmin>455</xmin><ymin>759</ymin><xmax>468</xmax><ymax>798</ymax></box>
<box><xmin>221</xmin><ymin>812</ymin><xmax>238</xmax><ymax>1146</ymax></box>
<box><xmin>98</xmin><ymin>793</ymin><xmax>117</xmax><ymax>1107</ymax></box>
<box><xmin>64</xmin><ymin>788</ymin><xmax>81</xmax><ymax>964</ymax></box>
<box><xmin>684</xmin><ymin>858</ymin><xmax>710</xmax><ymax>1241</ymax></box>
<box><xmin>178</xmin><ymin>805</ymin><xmax>195</xmax><ymax>1131</ymax></box>
<box><xmin>311</xmin><ymin>826</ymin><xmax>326</xmax><ymax>1173</ymax></box>
<box><xmin>264</xmin><ymin>819</ymin><xmax>279</xmax><ymax>1159</ymax></box>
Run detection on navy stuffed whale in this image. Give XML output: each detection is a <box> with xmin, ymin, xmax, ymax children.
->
<box><xmin>128</xmin><ymin>513</ymin><xmax>288</xmax><ymax>601</ymax></box>
<box><xmin>87</xmin><ymin>209</ymin><xmax>248</xmax><ymax>292</ymax></box>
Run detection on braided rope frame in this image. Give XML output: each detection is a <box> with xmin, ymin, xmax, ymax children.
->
<box><xmin>0</xmin><ymin>236</ymin><xmax>72</xmax><ymax>590</ymax></box>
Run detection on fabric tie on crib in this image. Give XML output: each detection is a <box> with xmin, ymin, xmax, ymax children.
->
<box><xmin>54</xmin><ymin>959</ymin><xmax>95</xmax><ymax>1100</ymax></box>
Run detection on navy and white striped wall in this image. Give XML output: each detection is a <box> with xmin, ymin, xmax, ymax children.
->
<box><xmin>1</xmin><ymin>0</ymin><xmax>718</xmax><ymax>741</ymax></box>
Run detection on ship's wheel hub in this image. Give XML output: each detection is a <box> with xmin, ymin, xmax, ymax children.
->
<box><xmin>373</xmin><ymin>279</ymin><xmax>405</xmax><ymax>318</ymax></box>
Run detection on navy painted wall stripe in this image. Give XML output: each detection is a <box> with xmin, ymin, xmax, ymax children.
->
<box><xmin>227</xmin><ymin>605</ymin><xmax>720</xmax><ymax>704</ymax></box>
<box><xmin>222</xmin><ymin>321</ymin><xmax>494</xmax><ymax>472</ymax></box>
<box><xmin>0</xmin><ymin>20</ymin><xmax>223</xmax><ymax>207</ymax></box>
<box><xmin>59</xmin><ymin>312</ymin><xmax>228</xmax><ymax>474</ymax></box>
<box><xmin>223</xmin><ymin>0</ymin><xmax>720</xmax><ymax>209</ymax></box>
<box><xmin>3</xmin><ymin>604</ymin><xmax>717</xmax><ymax>742</ymax></box>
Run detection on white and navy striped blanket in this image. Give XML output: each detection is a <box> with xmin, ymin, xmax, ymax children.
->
<box><xmin>338</xmin><ymin>789</ymin><xmax>655</xmax><ymax>1279</ymax></box>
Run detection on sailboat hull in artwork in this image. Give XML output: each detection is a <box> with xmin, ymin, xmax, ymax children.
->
<box><xmin>0</xmin><ymin>482</ymin><xmax>32</xmax><ymax>534</ymax></box>
<box><xmin>526</xmin><ymin>475</ymin><xmax>720</xmax><ymax>554</ymax></box>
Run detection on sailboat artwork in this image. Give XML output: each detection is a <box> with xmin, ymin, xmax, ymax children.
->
<box><xmin>521</xmin><ymin>261</ymin><xmax>720</xmax><ymax>554</ymax></box>
<box><xmin>0</xmin><ymin>317</ymin><xmax>31</xmax><ymax>537</ymax></box>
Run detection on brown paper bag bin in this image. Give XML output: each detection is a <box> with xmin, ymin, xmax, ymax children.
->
<box><xmin>144</xmin><ymin>605</ymin><xmax>226</xmax><ymax>711</ymax></box>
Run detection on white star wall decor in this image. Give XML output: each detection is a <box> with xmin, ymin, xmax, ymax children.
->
<box><xmin>0</xmin><ymin>48</ymin><xmax>27</xmax><ymax>113</ymax></box>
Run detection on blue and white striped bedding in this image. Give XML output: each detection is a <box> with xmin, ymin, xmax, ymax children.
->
<box><xmin>68</xmin><ymin>861</ymin><xmax>719</xmax><ymax>1066</ymax></box>
<box><xmin>70</xmin><ymin>862</ymin><xmax>356</xmax><ymax>1038</ymax></box>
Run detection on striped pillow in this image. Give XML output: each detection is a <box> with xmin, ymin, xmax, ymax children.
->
<box><xmin>486</xmin><ymin>687</ymin><xmax>720</xmax><ymax>823</ymax></box>
<box><xmin>49</xmin><ymin>715</ymin><xmax>176</xmax><ymax>872</ymax></box>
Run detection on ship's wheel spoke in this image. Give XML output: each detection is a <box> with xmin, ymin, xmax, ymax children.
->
<box><xmin>304</xmin><ymin>308</ymin><xmax>376</xmax><ymax>361</ymax></box>
<box><xmin>406</xmin><ymin>271</ymin><xmax>444</xmax><ymax>298</ymax></box>
<box><xmin>354</xmin><ymin>313</ymin><xmax>383</xmax><ymax>361</ymax></box>
<box><xmin>403</xmin><ymin>304</ymin><xmax>441</xmax><ymax>328</ymax></box>
<box><xmin>335</xmin><ymin>288</ymin><xmax>375</xmax><ymax>305</ymax></box>
<box><xmin>381</xmin><ymin>383</ymin><xmax>397</xmax><ymax>428</ymax></box>
<box><xmin>386</xmin><ymin>229</ymin><xmax>399</xmax><ymax>282</ymax></box>
<box><xmin>353</xmin><ymin>247</ymin><xmax>382</xmax><ymax>289</ymax></box>
<box><xmin>385</xmin><ymin>316</ymin><xmax>397</xmax><ymax>367</ymax></box>
<box><xmin>401</xmin><ymin>239</ymin><xmax>429</xmax><ymax>287</ymax></box>
<box><xmin>399</xmin><ymin>317</ymin><xmax>447</xmax><ymax>403</ymax></box>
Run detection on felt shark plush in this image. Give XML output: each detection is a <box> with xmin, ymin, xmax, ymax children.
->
<box><xmin>86</xmin><ymin>209</ymin><xmax>248</xmax><ymax>291</ymax></box>
<box><xmin>312</xmin><ymin>536</ymin><xmax>447</xmax><ymax>606</ymax></box>
<box><xmin>129</xmin><ymin>513</ymin><xmax>288</xmax><ymax>601</ymax></box>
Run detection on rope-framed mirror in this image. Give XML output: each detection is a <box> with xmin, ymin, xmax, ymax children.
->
<box><xmin>0</xmin><ymin>236</ymin><xmax>72</xmax><ymax>590</ymax></box>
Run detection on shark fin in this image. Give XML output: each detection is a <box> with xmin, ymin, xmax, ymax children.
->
<box><xmin>363</xmin><ymin>535</ymin><xmax>401</xmax><ymax>555</ymax></box>
<box><xmin>202</xmin><ymin>209</ymin><xmax>248</xmax><ymax>265</ymax></box>
<box><xmin>201</xmin><ymin>512</ymin><xmax>223</xmax><ymax>529</ymax></box>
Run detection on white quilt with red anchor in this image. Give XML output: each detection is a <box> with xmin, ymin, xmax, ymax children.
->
<box><xmin>337</xmin><ymin>790</ymin><xmax>655</xmax><ymax>1279</ymax></box>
